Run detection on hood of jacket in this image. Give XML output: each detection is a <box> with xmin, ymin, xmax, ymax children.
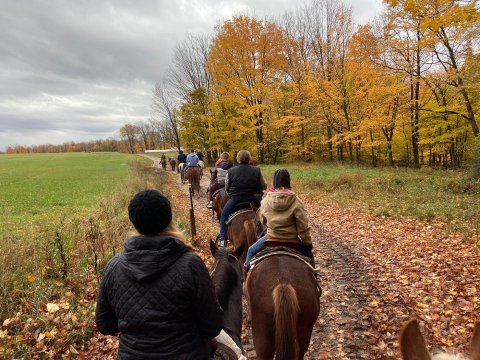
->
<box><xmin>120</xmin><ymin>235</ymin><xmax>188</xmax><ymax>281</ymax></box>
<box><xmin>263</xmin><ymin>190</ymin><xmax>296</xmax><ymax>212</ymax></box>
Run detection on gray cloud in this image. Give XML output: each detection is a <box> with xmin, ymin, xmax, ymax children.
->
<box><xmin>0</xmin><ymin>0</ymin><xmax>381</xmax><ymax>151</ymax></box>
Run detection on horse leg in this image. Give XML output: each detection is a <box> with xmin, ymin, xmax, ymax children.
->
<box><xmin>250</xmin><ymin>308</ymin><xmax>275</xmax><ymax>360</ymax></box>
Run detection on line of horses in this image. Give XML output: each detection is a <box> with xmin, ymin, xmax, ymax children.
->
<box><xmin>178</xmin><ymin>162</ymin><xmax>479</xmax><ymax>360</ymax></box>
<box><xmin>206</xmin><ymin>173</ymin><xmax>321</xmax><ymax>359</ymax></box>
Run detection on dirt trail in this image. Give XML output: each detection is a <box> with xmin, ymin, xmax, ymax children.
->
<box><xmin>159</xmin><ymin>161</ymin><xmax>378</xmax><ymax>360</ymax></box>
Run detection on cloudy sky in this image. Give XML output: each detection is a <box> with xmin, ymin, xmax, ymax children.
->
<box><xmin>0</xmin><ymin>0</ymin><xmax>383</xmax><ymax>152</ymax></box>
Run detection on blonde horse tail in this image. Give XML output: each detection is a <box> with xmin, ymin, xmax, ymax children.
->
<box><xmin>273</xmin><ymin>283</ymin><xmax>299</xmax><ymax>360</ymax></box>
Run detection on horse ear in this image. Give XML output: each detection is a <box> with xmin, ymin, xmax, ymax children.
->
<box><xmin>210</xmin><ymin>169</ymin><xmax>213</xmax><ymax>174</ymax></box>
<box><xmin>250</xmin><ymin>204</ymin><xmax>258</xmax><ymax>212</ymax></box>
<box><xmin>210</xmin><ymin>240</ymin><xmax>217</xmax><ymax>256</ymax></box>
<box><xmin>399</xmin><ymin>319</ymin><xmax>431</xmax><ymax>360</ymax></box>
<box><xmin>470</xmin><ymin>322</ymin><xmax>480</xmax><ymax>360</ymax></box>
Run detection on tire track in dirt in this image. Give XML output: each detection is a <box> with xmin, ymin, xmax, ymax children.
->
<box><xmin>154</xmin><ymin>159</ymin><xmax>383</xmax><ymax>359</ymax></box>
<box><xmin>307</xmin><ymin>212</ymin><xmax>373</xmax><ymax>359</ymax></box>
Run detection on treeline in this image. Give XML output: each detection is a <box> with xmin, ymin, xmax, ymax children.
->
<box><xmin>7</xmin><ymin>0</ymin><xmax>479</xmax><ymax>168</ymax></box>
<box><xmin>5</xmin><ymin>138</ymin><xmax>123</xmax><ymax>154</ymax></box>
<box><xmin>4</xmin><ymin>118</ymin><xmax>175</xmax><ymax>155</ymax></box>
<box><xmin>154</xmin><ymin>0</ymin><xmax>479</xmax><ymax>167</ymax></box>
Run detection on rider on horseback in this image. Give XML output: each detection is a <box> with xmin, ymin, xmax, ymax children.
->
<box><xmin>217</xmin><ymin>150</ymin><xmax>267</xmax><ymax>247</ymax></box>
<box><xmin>207</xmin><ymin>152</ymin><xmax>233</xmax><ymax>209</ymax></box>
<box><xmin>244</xmin><ymin>168</ymin><xmax>315</xmax><ymax>271</ymax></box>
<box><xmin>177</xmin><ymin>150</ymin><xmax>186</xmax><ymax>173</ymax></box>
<box><xmin>183</xmin><ymin>149</ymin><xmax>199</xmax><ymax>181</ymax></box>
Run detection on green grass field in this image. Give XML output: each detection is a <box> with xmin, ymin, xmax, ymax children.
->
<box><xmin>260</xmin><ymin>164</ymin><xmax>480</xmax><ymax>231</ymax></box>
<box><xmin>0</xmin><ymin>152</ymin><xmax>168</xmax><ymax>320</ymax></box>
<box><xmin>0</xmin><ymin>152</ymin><xmax>142</xmax><ymax>239</ymax></box>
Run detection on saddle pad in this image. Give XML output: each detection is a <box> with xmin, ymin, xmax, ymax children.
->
<box><xmin>250</xmin><ymin>246</ymin><xmax>319</xmax><ymax>273</ymax></box>
<box><xmin>226</xmin><ymin>209</ymin><xmax>253</xmax><ymax>226</ymax></box>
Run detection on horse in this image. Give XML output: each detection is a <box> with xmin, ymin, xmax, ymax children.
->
<box><xmin>244</xmin><ymin>252</ymin><xmax>321</xmax><ymax>360</ymax></box>
<box><xmin>198</xmin><ymin>160</ymin><xmax>205</xmax><ymax>179</ymax></box>
<box><xmin>178</xmin><ymin>162</ymin><xmax>185</xmax><ymax>182</ymax></box>
<box><xmin>169</xmin><ymin>157</ymin><xmax>176</xmax><ymax>171</ymax></box>
<box><xmin>243</xmin><ymin>206</ymin><xmax>320</xmax><ymax>359</ymax></box>
<box><xmin>223</xmin><ymin>206</ymin><xmax>258</xmax><ymax>265</ymax></box>
<box><xmin>186</xmin><ymin>166</ymin><xmax>201</xmax><ymax>195</ymax></box>
<box><xmin>400</xmin><ymin>318</ymin><xmax>480</xmax><ymax>360</ymax></box>
<box><xmin>212</xmin><ymin>187</ymin><xmax>229</xmax><ymax>221</ymax></box>
<box><xmin>209</xmin><ymin>240</ymin><xmax>246</xmax><ymax>360</ymax></box>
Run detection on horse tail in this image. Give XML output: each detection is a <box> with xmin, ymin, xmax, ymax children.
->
<box><xmin>273</xmin><ymin>283</ymin><xmax>300</xmax><ymax>360</ymax></box>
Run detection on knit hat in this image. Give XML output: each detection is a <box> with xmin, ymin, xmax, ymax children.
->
<box><xmin>128</xmin><ymin>189</ymin><xmax>172</xmax><ymax>235</ymax></box>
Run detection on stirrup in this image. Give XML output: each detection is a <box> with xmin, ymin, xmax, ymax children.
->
<box><xmin>216</xmin><ymin>239</ymin><xmax>227</xmax><ymax>247</ymax></box>
<box><xmin>207</xmin><ymin>201</ymin><xmax>213</xmax><ymax>209</ymax></box>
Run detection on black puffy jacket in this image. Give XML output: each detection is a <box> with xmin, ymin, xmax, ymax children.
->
<box><xmin>178</xmin><ymin>153</ymin><xmax>187</xmax><ymax>164</ymax></box>
<box><xmin>95</xmin><ymin>236</ymin><xmax>223</xmax><ymax>360</ymax></box>
<box><xmin>226</xmin><ymin>163</ymin><xmax>266</xmax><ymax>197</ymax></box>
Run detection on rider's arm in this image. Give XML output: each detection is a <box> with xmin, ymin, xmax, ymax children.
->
<box><xmin>260</xmin><ymin>175</ymin><xmax>267</xmax><ymax>190</ymax></box>
<box><xmin>294</xmin><ymin>199</ymin><xmax>312</xmax><ymax>245</ymax></box>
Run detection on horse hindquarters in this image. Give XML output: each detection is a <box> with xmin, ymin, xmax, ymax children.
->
<box><xmin>273</xmin><ymin>283</ymin><xmax>300</xmax><ymax>360</ymax></box>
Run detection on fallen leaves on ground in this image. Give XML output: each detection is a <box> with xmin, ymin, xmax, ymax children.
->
<box><xmin>1</xmin><ymin>167</ymin><xmax>478</xmax><ymax>359</ymax></box>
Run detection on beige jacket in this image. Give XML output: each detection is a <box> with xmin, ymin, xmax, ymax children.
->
<box><xmin>259</xmin><ymin>189</ymin><xmax>312</xmax><ymax>245</ymax></box>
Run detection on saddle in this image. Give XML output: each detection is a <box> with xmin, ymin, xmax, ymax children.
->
<box><xmin>231</xmin><ymin>199</ymin><xmax>260</xmax><ymax>213</ymax></box>
<box><xmin>250</xmin><ymin>246</ymin><xmax>319</xmax><ymax>273</ymax></box>
<box><xmin>226</xmin><ymin>208</ymin><xmax>253</xmax><ymax>226</ymax></box>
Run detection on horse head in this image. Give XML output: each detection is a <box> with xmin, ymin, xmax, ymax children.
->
<box><xmin>400</xmin><ymin>318</ymin><xmax>480</xmax><ymax>360</ymax></box>
<box><xmin>209</xmin><ymin>240</ymin><xmax>244</xmax><ymax>350</ymax></box>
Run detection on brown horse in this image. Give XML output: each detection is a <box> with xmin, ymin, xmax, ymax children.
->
<box><xmin>212</xmin><ymin>187</ymin><xmax>229</xmax><ymax>221</ymax></box>
<box><xmin>245</xmin><ymin>255</ymin><xmax>320</xmax><ymax>360</ymax></box>
<box><xmin>225</xmin><ymin>208</ymin><xmax>257</xmax><ymax>265</ymax></box>
<box><xmin>169</xmin><ymin>157</ymin><xmax>176</xmax><ymax>171</ymax></box>
<box><xmin>187</xmin><ymin>166</ymin><xmax>201</xmax><ymax>195</ymax></box>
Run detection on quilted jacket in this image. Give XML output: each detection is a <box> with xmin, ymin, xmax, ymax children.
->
<box><xmin>95</xmin><ymin>235</ymin><xmax>224</xmax><ymax>359</ymax></box>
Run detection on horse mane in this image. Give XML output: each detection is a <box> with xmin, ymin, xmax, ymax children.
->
<box><xmin>211</xmin><ymin>248</ymin><xmax>236</xmax><ymax>307</ymax></box>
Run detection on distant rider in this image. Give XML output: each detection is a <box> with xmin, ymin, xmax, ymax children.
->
<box><xmin>183</xmin><ymin>149</ymin><xmax>199</xmax><ymax>180</ymax></box>
<box><xmin>207</xmin><ymin>152</ymin><xmax>233</xmax><ymax>209</ymax></box>
<box><xmin>177</xmin><ymin>150</ymin><xmax>187</xmax><ymax>173</ymax></box>
<box><xmin>217</xmin><ymin>150</ymin><xmax>266</xmax><ymax>246</ymax></box>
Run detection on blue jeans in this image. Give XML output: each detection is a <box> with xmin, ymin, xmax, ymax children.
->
<box><xmin>245</xmin><ymin>236</ymin><xmax>266</xmax><ymax>270</ymax></box>
<box><xmin>218</xmin><ymin>195</ymin><xmax>259</xmax><ymax>241</ymax></box>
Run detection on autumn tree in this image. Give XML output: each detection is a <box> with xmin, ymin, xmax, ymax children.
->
<box><xmin>119</xmin><ymin>123</ymin><xmax>140</xmax><ymax>154</ymax></box>
<box><xmin>178</xmin><ymin>87</ymin><xmax>212</xmax><ymax>154</ymax></box>
<box><xmin>302</xmin><ymin>0</ymin><xmax>355</xmax><ymax>162</ymax></box>
<box><xmin>419</xmin><ymin>0</ymin><xmax>479</xmax><ymax>136</ymax></box>
<box><xmin>151</xmin><ymin>83</ymin><xmax>182</xmax><ymax>151</ymax></box>
<box><xmin>207</xmin><ymin>15</ymin><xmax>288</xmax><ymax>162</ymax></box>
<box><xmin>167</xmin><ymin>34</ymin><xmax>212</xmax><ymax>101</ymax></box>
